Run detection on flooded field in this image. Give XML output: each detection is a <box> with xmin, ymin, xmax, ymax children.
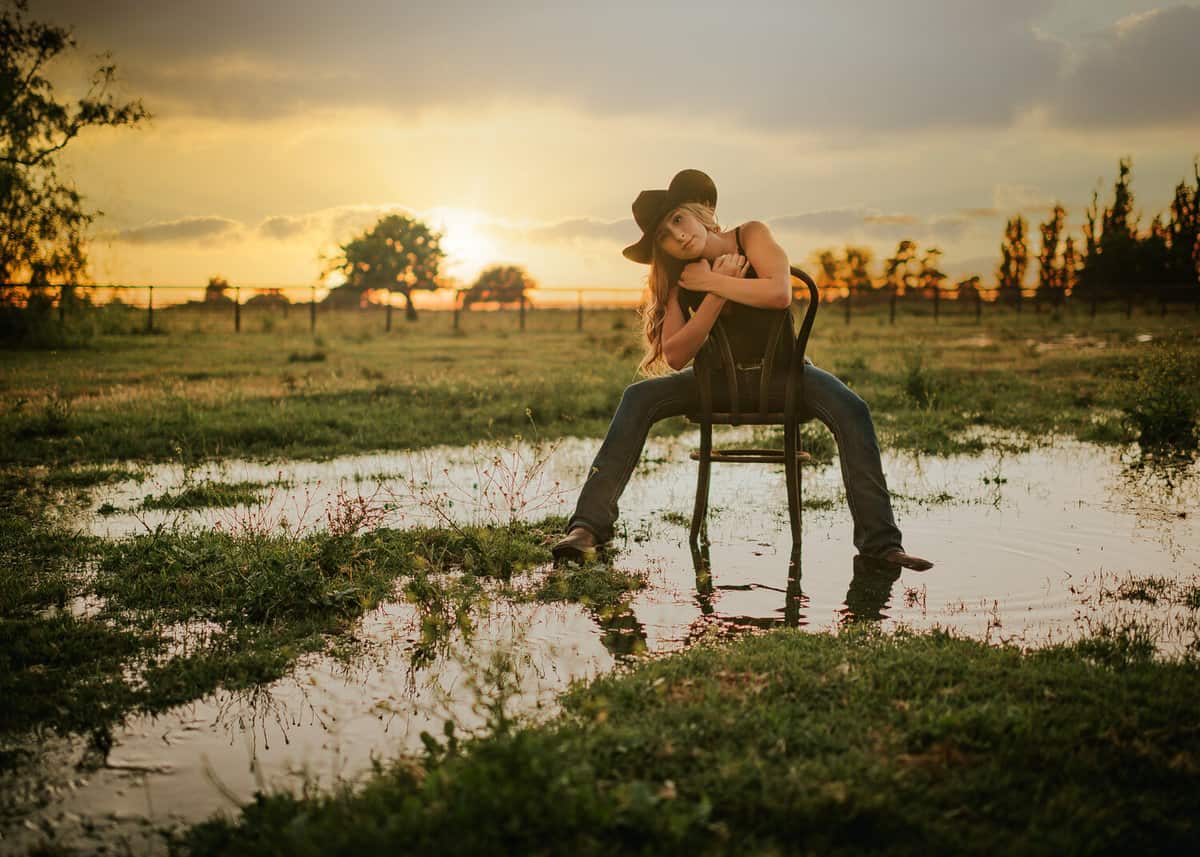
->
<box><xmin>4</xmin><ymin>432</ymin><xmax>1198</xmax><ymax>854</ymax></box>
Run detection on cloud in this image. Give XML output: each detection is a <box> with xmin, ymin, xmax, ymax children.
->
<box><xmin>863</xmin><ymin>214</ymin><xmax>919</xmax><ymax>226</ymax></box>
<box><xmin>1050</xmin><ymin>4</ymin><xmax>1200</xmax><ymax>128</ymax></box>
<box><xmin>958</xmin><ymin>207</ymin><xmax>1001</xmax><ymax>219</ymax></box>
<box><xmin>42</xmin><ymin>0</ymin><xmax>1066</xmax><ymax>133</ymax></box>
<box><xmin>993</xmin><ymin>183</ymin><xmax>1055</xmax><ymax>212</ymax></box>
<box><xmin>258</xmin><ymin>215</ymin><xmax>314</xmax><ymax>239</ymax></box>
<box><xmin>771</xmin><ymin>210</ymin><xmax>868</xmax><ymax>234</ymax></box>
<box><xmin>115</xmin><ymin>216</ymin><xmax>242</xmax><ymax>244</ymax></box>
<box><xmin>493</xmin><ymin>217</ymin><xmax>634</xmax><ymax>245</ymax></box>
<box><xmin>770</xmin><ymin>208</ymin><xmax>970</xmax><ymax>243</ymax></box>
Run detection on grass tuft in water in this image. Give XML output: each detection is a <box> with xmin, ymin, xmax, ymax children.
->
<box><xmin>531</xmin><ymin>561</ymin><xmax>648</xmax><ymax>609</ymax></box>
<box><xmin>1124</xmin><ymin>345</ymin><xmax>1199</xmax><ymax>450</ymax></box>
<box><xmin>903</xmin><ymin>352</ymin><xmax>937</xmax><ymax>408</ymax></box>
<box><xmin>139</xmin><ymin>479</ymin><xmax>278</xmax><ymax>511</ymax></box>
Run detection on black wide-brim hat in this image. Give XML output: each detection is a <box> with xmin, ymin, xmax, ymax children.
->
<box><xmin>622</xmin><ymin>169</ymin><xmax>718</xmax><ymax>264</ymax></box>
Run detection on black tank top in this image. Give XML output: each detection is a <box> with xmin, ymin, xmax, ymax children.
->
<box><xmin>677</xmin><ymin>225</ymin><xmax>791</xmax><ymax>373</ymax></box>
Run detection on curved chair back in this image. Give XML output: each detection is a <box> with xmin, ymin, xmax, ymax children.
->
<box><xmin>692</xmin><ymin>266</ymin><xmax>820</xmax><ymax>426</ymax></box>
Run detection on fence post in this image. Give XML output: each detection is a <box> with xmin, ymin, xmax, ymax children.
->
<box><xmin>385</xmin><ymin>288</ymin><xmax>392</xmax><ymax>332</ymax></box>
<box><xmin>310</xmin><ymin>286</ymin><xmax>316</xmax><ymax>332</ymax></box>
<box><xmin>889</xmin><ymin>284</ymin><xmax>897</xmax><ymax>325</ymax></box>
<box><xmin>59</xmin><ymin>285</ymin><xmax>66</xmax><ymax>324</ymax></box>
<box><xmin>933</xmin><ymin>286</ymin><xmax>940</xmax><ymax>322</ymax></box>
<box><xmin>519</xmin><ymin>293</ymin><xmax>526</xmax><ymax>331</ymax></box>
<box><xmin>844</xmin><ymin>286</ymin><xmax>851</xmax><ymax>325</ymax></box>
<box><xmin>453</xmin><ymin>291</ymin><xmax>460</xmax><ymax>331</ymax></box>
<box><xmin>147</xmin><ymin>286</ymin><xmax>154</xmax><ymax>332</ymax></box>
<box><xmin>234</xmin><ymin>287</ymin><xmax>241</xmax><ymax>332</ymax></box>
<box><xmin>975</xmin><ymin>290</ymin><xmax>981</xmax><ymax>323</ymax></box>
<box><xmin>577</xmin><ymin>290</ymin><xmax>583</xmax><ymax>332</ymax></box>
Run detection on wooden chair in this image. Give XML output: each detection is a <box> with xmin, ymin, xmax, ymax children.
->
<box><xmin>686</xmin><ymin>266</ymin><xmax>821</xmax><ymax>546</ymax></box>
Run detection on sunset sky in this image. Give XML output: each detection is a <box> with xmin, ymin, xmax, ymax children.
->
<box><xmin>35</xmin><ymin>0</ymin><xmax>1200</xmax><ymax>299</ymax></box>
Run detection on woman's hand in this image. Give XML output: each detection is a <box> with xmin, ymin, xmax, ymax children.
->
<box><xmin>712</xmin><ymin>253</ymin><xmax>750</xmax><ymax>278</ymax></box>
<box><xmin>678</xmin><ymin>259</ymin><xmax>715</xmax><ymax>291</ymax></box>
<box><xmin>679</xmin><ymin>254</ymin><xmax>750</xmax><ymax>294</ymax></box>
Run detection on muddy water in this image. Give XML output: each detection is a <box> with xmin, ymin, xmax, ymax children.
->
<box><xmin>5</xmin><ymin>434</ymin><xmax>1198</xmax><ymax>854</ymax></box>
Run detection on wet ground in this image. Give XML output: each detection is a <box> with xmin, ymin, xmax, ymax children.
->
<box><xmin>4</xmin><ymin>431</ymin><xmax>1198</xmax><ymax>854</ymax></box>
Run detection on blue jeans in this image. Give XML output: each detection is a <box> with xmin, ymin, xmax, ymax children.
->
<box><xmin>566</xmin><ymin>365</ymin><xmax>904</xmax><ymax>557</ymax></box>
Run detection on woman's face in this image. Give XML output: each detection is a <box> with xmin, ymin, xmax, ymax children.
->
<box><xmin>655</xmin><ymin>208</ymin><xmax>707</xmax><ymax>261</ymax></box>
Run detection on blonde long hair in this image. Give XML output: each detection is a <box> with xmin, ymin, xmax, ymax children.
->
<box><xmin>638</xmin><ymin>202</ymin><xmax>721</xmax><ymax>374</ymax></box>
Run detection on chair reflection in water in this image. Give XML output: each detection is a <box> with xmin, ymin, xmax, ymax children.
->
<box><xmin>686</xmin><ymin>543</ymin><xmax>903</xmax><ymax>644</ymax></box>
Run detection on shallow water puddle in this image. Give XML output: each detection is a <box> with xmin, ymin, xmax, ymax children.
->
<box><xmin>6</xmin><ymin>433</ymin><xmax>1199</xmax><ymax>853</ymax></box>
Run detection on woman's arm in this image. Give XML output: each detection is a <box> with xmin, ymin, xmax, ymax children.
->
<box><xmin>661</xmin><ymin>287</ymin><xmax>725</xmax><ymax>371</ymax></box>
<box><xmin>678</xmin><ymin>220</ymin><xmax>792</xmax><ymax>309</ymax></box>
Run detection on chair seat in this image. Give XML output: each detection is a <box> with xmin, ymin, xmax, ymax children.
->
<box><xmin>689</xmin><ymin>448</ymin><xmax>812</xmax><ymax>464</ymax></box>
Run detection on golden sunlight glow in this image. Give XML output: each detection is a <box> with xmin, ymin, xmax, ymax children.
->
<box><xmin>429</xmin><ymin>207</ymin><xmax>499</xmax><ymax>285</ymax></box>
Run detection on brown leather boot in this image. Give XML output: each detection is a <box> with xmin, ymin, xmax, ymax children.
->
<box><xmin>551</xmin><ymin>527</ymin><xmax>599</xmax><ymax>564</ymax></box>
<box><xmin>875</xmin><ymin>548</ymin><xmax>934</xmax><ymax>572</ymax></box>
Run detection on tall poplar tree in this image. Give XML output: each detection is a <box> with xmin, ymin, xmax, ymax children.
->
<box><xmin>1036</xmin><ymin>204</ymin><xmax>1066</xmax><ymax>308</ymax></box>
<box><xmin>996</xmin><ymin>216</ymin><xmax>1028</xmax><ymax>307</ymax></box>
<box><xmin>1166</xmin><ymin>161</ymin><xmax>1200</xmax><ymax>293</ymax></box>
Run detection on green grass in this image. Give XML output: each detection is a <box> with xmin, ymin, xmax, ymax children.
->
<box><xmin>1</xmin><ymin>303</ymin><xmax>1197</xmax><ymax>467</ymax></box>
<box><xmin>139</xmin><ymin>479</ymin><xmax>280</xmax><ymax>510</ymax></box>
<box><xmin>178</xmin><ymin>627</ymin><xmax>1200</xmax><ymax>856</ymax></box>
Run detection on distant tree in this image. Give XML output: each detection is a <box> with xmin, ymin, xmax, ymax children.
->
<box><xmin>463</xmin><ymin>264</ymin><xmax>536</xmax><ymax>309</ymax></box>
<box><xmin>1166</xmin><ymin>161</ymin><xmax>1200</xmax><ymax>292</ymax></box>
<box><xmin>1061</xmin><ymin>236</ymin><xmax>1079</xmax><ymax>296</ymax></box>
<box><xmin>1077</xmin><ymin>190</ymin><xmax>1103</xmax><ymax>303</ymax></box>
<box><xmin>326</xmin><ymin>214</ymin><xmax>444</xmax><ymax>320</ymax></box>
<box><xmin>205</xmin><ymin>275</ymin><xmax>231</xmax><ymax>303</ymax></box>
<box><xmin>1137</xmin><ymin>215</ymin><xmax>1171</xmax><ymax>296</ymax></box>
<box><xmin>844</xmin><ymin>245</ymin><xmax>874</xmax><ymax>299</ymax></box>
<box><xmin>996</xmin><ymin>215</ymin><xmax>1028</xmax><ymax>307</ymax></box>
<box><xmin>955</xmin><ymin>275</ymin><xmax>982</xmax><ymax>303</ymax></box>
<box><xmin>0</xmin><ymin>0</ymin><xmax>148</xmax><ymax>305</ymax></box>
<box><xmin>247</xmin><ymin>287</ymin><xmax>289</xmax><ymax>307</ymax></box>
<box><xmin>1079</xmin><ymin>158</ymin><xmax>1143</xmax><ymax>305</ymax></box>
<box><xmin>1036</xmin><ymin>204</ymin><xmax>1066</xmax><ymax>309</ymax></box>
<box><xmin>813</xmin><ymin>249</ymin><xmax>841</xmax><ymax>298</ymax></box>
<box><xmin>884</xmin><ymin>240</ymin><xmax>917</xmax><ymax>294</ymax></box>
<box><xmin>918</xmin><ymin>247</ymin><xmax>946</xmax><ymax>293</ymax></box>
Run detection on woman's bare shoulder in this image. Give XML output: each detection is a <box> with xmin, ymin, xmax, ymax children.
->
<box><xmin>738</xmin><ymin>220</ymin><xmax>772</xmax><ymax>239</ymax></box>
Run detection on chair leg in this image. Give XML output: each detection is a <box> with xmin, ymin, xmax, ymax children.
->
<box><xmin>784</xmin><ymin>421</ymin><xmax>802</xmax><ymax>545</ymax></box>
<box><xmin>690</xmin><ymin>421</ymin><xmax>713</xmax><ymax>546</ymax></box>
<box><xmin>690</xmin><ymin>541</ymin><xmax>713</xmax><ymax>613</ymax></box>
<box><xmin>784</xmin><ymin>544</ymin><xmax>803</xmax><ymax>628</ymax></box>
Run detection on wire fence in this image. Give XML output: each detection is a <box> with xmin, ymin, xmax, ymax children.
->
<box><xmin>2</xmin><ymin>281</ymin><xmax>1197</xmax><ymax>335</ymax></box>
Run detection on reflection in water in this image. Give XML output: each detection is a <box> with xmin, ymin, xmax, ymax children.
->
<box><xmin>841</xmin><ymin>556</ymin><xmax>902</xmax><ymax>624</ymax></box>
<box><xmin>684</xmin><ymin>543</ymin><xmax>808</xmax><ymax>643</ymax></box>
<box><xmin>687</xmin><ymin>542</ymin><xmax>902</xmax><ymax>633</ymax></box>
<box><xmin>1118</xmin><ymin>450</ymin><xmax>1199</xmax><ymax>559</ymax></box>
<box><xmin>594</xmin><ymin>603</ymin><xmax>648</xmax><ymax>657</ymax></box>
